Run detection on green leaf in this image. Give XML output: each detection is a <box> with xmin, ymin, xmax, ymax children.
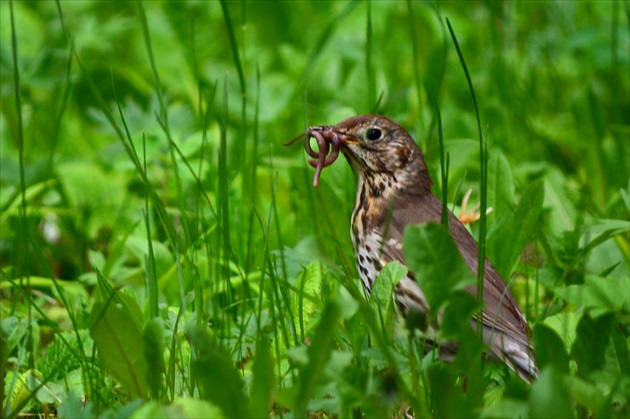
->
<box><xmin>56</xmin><ymin>161</ymin><xmax>128</xmax><ymax>237</ymax></box>
<box><xmin>427</xmin><ymin>363</ymin><xmax>474</xmax><ymax>417</ymax></box>
<box><xmin>570</xmin><ymin>313</ymin><xmax>615</xmax><ymax>378</ymax></box>
<box><xmin>294</xmin><ymin>299</ymin><xmax>343</xmax><ymax>417</ymax></box>
<box><xmin>565</xmin><ymin>375</ymin><xmax>609</xmax><ymax>417</ymax></box>
<box><xmin>487</xmin><ymin>179</ymin><xmax>544</xmax><ymax>279</ymax></box>
<box><xmin>131</xmin><ymin>398</ymin><xmax>223</xmax><ymax>418</ymax></box>
<box><xmin>94</xmin><ymin>268</ymin><xmax>144</xmax><ymax>332</ymax></box>
<box><xmin>487</xmin><ymin>151</ymin><xmax>515</xmax><ymax>217</ymax></box>
<box><xmin>611</xmin><ymin>326</ymin><xmax>630</xmax><ymax>378</ymax></box>
<box><xmin>543</xmin><ymin>312</ymin><xmax>581</xmax><ymax>355</ymax></box>
<box><xmin>440</xmin><ymin>291</ymin><xmax>482</xmax><ymax>339</ymax></box>
<box><xmin>554</xmin><ymin>274</ymin><xmax>629</xmax><ymax>315</ymax></box>
<box><xmin>368</xmin><ymin>261</ymin><xmax>407</xmax><ymax>335</ymax></box>
<box><xmin>534</xmin><ymin>324</ymin><xmax>570</xmax><ymax>373</ymax></box>
<box><xmin>443</xmin><ymin>292</ymin><xmax>484</xmax><ymax>400</ymax></box>
<box><xmin>249</xmin><ymin>336</ymin><xmax>275</xmax><ymax>418</ymax></box>
<box><xmin>90</xmin><ymin>300</ymin><xmax>148</xmax><ymax>399</ymax></box>
<box><xmin>1</xmin><ymin>316</ymin><xmax>28</xmax><ymax>365</ymax></box>
<box><xmin>125</xmin><ymin>235</ymin><xmax>175</xmax><ymax>281</ymax></box>
<box><xmin>293</xmin><ymin>261</ymin><xmax>325</xmax><ymax>341</ymax></box>
<box><xmin>403</xmin><ymin>223</ymin><xmax>475</xmax><ymax>313</ymax></box>
<box><xmin>529</xmin><ymin>367</ymin><xmax>574</xmax><ymax>418</ymax></box>
<box><xmin>543</xmin><ymin>167</ymin><xmax>577</xmax><ymax>234</ymax></box>
<box><xmin>58</xmin><ymin>391</ymin><xmax>92</xmax><ymax>419</ymax></box>
<box><xmin>186</xmin><ymin>324</ymin><xmax>248</xmax><ymax>418</ymax></box>
<box><xmin>143</xmin><ymin>318</ymin><xmax>165</xmax><ymax>400</ymax></box>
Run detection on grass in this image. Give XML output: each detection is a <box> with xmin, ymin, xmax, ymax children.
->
<box><xmin>1</xmin><ymin>1</ymin><xmax>629</xmax><ymax>417</ymax></box>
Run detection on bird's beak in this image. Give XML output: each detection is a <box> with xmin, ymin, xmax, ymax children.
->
<box><xmin>339</xmin><ymin>135</ymin><xmax>360</xmax><ymax>146</ymax></box>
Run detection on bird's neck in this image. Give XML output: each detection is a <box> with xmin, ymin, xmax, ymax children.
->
<box><xmin>357</xmin><ymin>165</ymin><xmax>432</xmax><ymax>202</ymax></box>
<box><xmin>351</xmin><ymin>171</ymin><xmax>401</xmax><ymax>237</ymax></box>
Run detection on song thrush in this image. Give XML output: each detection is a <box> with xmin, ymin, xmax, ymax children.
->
<box><xmin>300</xmin><ymin>114</ymin><xmax>537</xmax><ymax>383</ymax></box>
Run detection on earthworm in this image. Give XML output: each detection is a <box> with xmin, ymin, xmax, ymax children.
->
<box><xmin>285</xmin><ymin>126</ymin><xmax>343</xmax><ymax>188</ymax></box>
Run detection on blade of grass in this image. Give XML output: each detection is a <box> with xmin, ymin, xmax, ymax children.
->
<box><xmin>142</xmin><ymin>136</ymin><xmax>158</xmax><ymax>318</ymax></box>
<box><xmin>218</xmin><ymin>76</ymin><xmax>233</xmax><ymax>344</ymax></box>
<box><xmin>219</xmin><ymin>0</ymin><xmax>247</xmax><ymax>222</ymax></box>
<box><xmin>445</xmin><ymin>18</ymin><xmax>488</xmax><ymax>342</ymax></box>
<box><xmin>365</xmin><ymin>0</ymin><xmax>376</xmax><ymax>111</ymax></box>
<box><xmin>8</xmin><ymin>0</ymin><xmax>33</xmax><ymax>378</ymax></box>
<box><xmin>219</xmin><ymin>0</ymin><xmax>246</xmax><ymax>98</ymax></box>
<box><xmin>406</xmin><ymin>0</ymin><xmax>426</xmax><ymax>140</ymax></box>
<box><xmin>136</xmin><ymin>1</ymin><xmax>193</xmax><ymax>251</ymax></box>
<box><xmin>426</xmin><ymin>86</ymin><xmax>449</xmax><ymax>226</ymax></box>
<box><xmin>245</xmin><ymin>64</ymin><xmax>262</xmax><ymax>304</ymax></box>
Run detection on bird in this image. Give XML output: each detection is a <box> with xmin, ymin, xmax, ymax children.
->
<box><xmin>303</xmin><ymin>114</ymin><xmax>537</xmax><ymax>383</ymax></box>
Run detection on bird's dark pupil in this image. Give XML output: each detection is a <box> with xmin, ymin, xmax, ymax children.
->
<box><xmin>366</xmin><ymin>128</ymin><xmax>381</xmax><ymax>141</ymax></box>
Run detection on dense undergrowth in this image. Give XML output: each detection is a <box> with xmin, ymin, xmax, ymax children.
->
<box><xmin>1</xmin><ymin>1</ymin><xmax>629</xmax><ymax>417</ymax></box>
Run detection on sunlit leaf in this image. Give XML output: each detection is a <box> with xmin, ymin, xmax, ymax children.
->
<box><xmin>90</xmin><ymin>300</ymin><xmax>148</xmax><ymax>398</ymax></box>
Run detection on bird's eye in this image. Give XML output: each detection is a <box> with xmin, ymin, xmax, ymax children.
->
<box><xmin>365</xmin><ymin>127</ymin><xmax>382</xmax><ymax>141</ymax></box>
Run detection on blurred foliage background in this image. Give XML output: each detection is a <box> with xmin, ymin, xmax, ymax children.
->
<box><xmin>1</xmin><ymin>1</ymin><xmax>628</xmax><ymax>417</ymax></box>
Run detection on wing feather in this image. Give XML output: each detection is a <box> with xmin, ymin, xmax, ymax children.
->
<box><xmin>380</xmin><ymin>190</ymin><xmax>537</xmax><ymax>381</ymax></box>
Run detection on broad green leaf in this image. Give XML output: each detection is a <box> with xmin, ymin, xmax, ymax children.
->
<box><xmin>58</xmin><ymin>391</ymin><xmax>92</xmax><ymax>419</ymax></box>
<box><xmin>427</xmin><ymin>363</ymin><xmax>475</xmax><ymax>417</ymax></box>
<box><xmin>565</xmin><ymin>375</ymin><xmax>609</xmax><ymax>417</ymax></box>
<box><xmin>1</xmin><ymin>316</ymin><xmax>28</xmax><ymax>364</ymax></box>
<box><xmin>440</xmin><ymin>291</ymin><xmax>482</xmax><ymax>339</ymax></box>
<box><xmin>487</xmin><ymin>180</ymin><xmax>544</xmax><ymax>279</ymax></box>
<box><xmin>186</xmin><ymin>324</ymin><xmax>248</xmax><ymax>418</ymax></box>
<box><xmin>487</xmin><ymin>151</ymin><xmax>515</xmax><ymax>217</ymax></box>
<box><xmin>480</xmin><ymin>398</ymin><xmax>529</xmax><ymax>419</ymax></box>
<box><xmin>584</xmin><ymin>218</ymin><xmax>630</xmax><ymax>238</ymax></box>
<box><xmin>444</xmin><ymin>292</ymin><xmax>484</xmax><ymax>399</ymax></box>
<box><xmin>294</xmin><ymin>299</ymin><xmax>343</xmax><ymax>417</ymax></box>
<box><xmin>533</xmin><ymin>324</ymin><xmax>569</xmax><ymax>373</ymax></box>
<box><xmin>56</xmin><ymin>161</ymin><xmax>128</xmax><ymax>238</ymax></box>
<box><xmin>125</xmin><ymin>235</ymin><xmax>175</xmax><ymax>281</ymax></box>
<box><xmin>403</xmin><ymin>223</ymin><xmax>475</xmax><ymax>313</ymax></box>
<box><xmin>292</xmin><ymin>261</ymin><xmax>325</xmax><ymax>341</ymax></box>
<box><xmin>621</xmin><ymin>187</ymin><xmax>630</xmax><ymax>211</ymax></box>
<box><xmin>554</xmin><ymin>274</ymin><xmax>629</xmax><ymax>315</ymax></box>
<box><xmin>611</xmin><ymin>326</ymin><xmax>630</xmax><ymax>378</ymax></box>
<box><xmin>543</xmin><ymin>167</ymin><xmax>577</xmax><ymax>234</ymax></box>
<box><xmin>7</xmin><ymin>369</ymin><xmax>43</xmax><ymax>414</ymax></box>
<box><xmin>581</xmin><ymin>219</ymin><xmax>630</xmax><ymax>277</ymax></box>
<box><xmin>131</xmin><ymin>398</ymin><xmax>223</xmax><ymax>418</ymax></box>
<box><xmin>368</xmin><ymin>261</ymin><xmax>407</xmax><ymax>335</ymax></box>
<box><xmin>90</xmin><ymin>300</ymin><xmax>148</xmax><ymax>399</ymax></box>
<box><xmin>336</xmin><ymin>285</ymin><xmax>360</xmax><ymax>320</ymax></box>
<box><xmin>571</xmin><ymin>313</ymin><xmax>615</xmax><ymax>378</ymax></box>
<box><xmin>543</xmin><ymin>312</ymin><xmax>582</xmax><ymax>357</ymax></box>
<box><xmin>529</xmin><ymin>367</ymin><xmax>574</xmax><ymax>418</ymax></box>
<box><xmin>249</xmin><ymin>336</ymin><xmax>275</xmax><ymax>418</ymax></box>
<box><xmin>95</xmin><ymin>269</ymin><xmax>144</xmax><ymax>332</ymax></box>
<box><xmin>143</xmin><ymin>318</ymin><xmax>165</xmax><ymax>400</ymax></box>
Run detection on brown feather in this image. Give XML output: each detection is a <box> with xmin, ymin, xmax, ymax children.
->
<box><xmin>316</xmin><ymin>114</ymin><xmax>538</xmax><ymax>382</ymax></box>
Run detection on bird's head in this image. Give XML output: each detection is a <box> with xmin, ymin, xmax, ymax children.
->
<box><xmin>331</xmin><ymin>115</ymin><xmax>433</xmax><ymax>195</ymax></box>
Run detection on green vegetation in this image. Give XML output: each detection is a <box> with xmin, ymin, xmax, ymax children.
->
<box><xmin>1</xmin><ymin>1</ymin><xmax>628</xmax><ymax>417</ymax></box>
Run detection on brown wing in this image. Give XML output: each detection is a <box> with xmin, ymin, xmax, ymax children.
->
<box><xmin>383</xmin><ymin>190</ymin><xmax>537</xmax><ymax>381</ymax></box>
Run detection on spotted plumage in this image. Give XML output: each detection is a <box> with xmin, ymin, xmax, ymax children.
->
<box><xmin>311</xmin><ymin>114</ymin><xmax>537</xmax><ymax>383</ymax></box>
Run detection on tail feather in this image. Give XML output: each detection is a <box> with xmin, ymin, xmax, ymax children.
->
<box><xmin>483</xmin><ymin>325</ymin><xmax>538</xmax><ymax>383</ymax></box>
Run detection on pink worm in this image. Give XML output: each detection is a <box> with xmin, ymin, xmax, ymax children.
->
<box><xmin>304</xmin><ymin>128</ymin><xmax>341</xmax><ymax>187</ymax></box>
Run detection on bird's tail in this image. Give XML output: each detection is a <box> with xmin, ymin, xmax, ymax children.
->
<box><xmin>485</xmin><ymin>328</ymin><xmax>538</xmax><ymax>383</ymax></box>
